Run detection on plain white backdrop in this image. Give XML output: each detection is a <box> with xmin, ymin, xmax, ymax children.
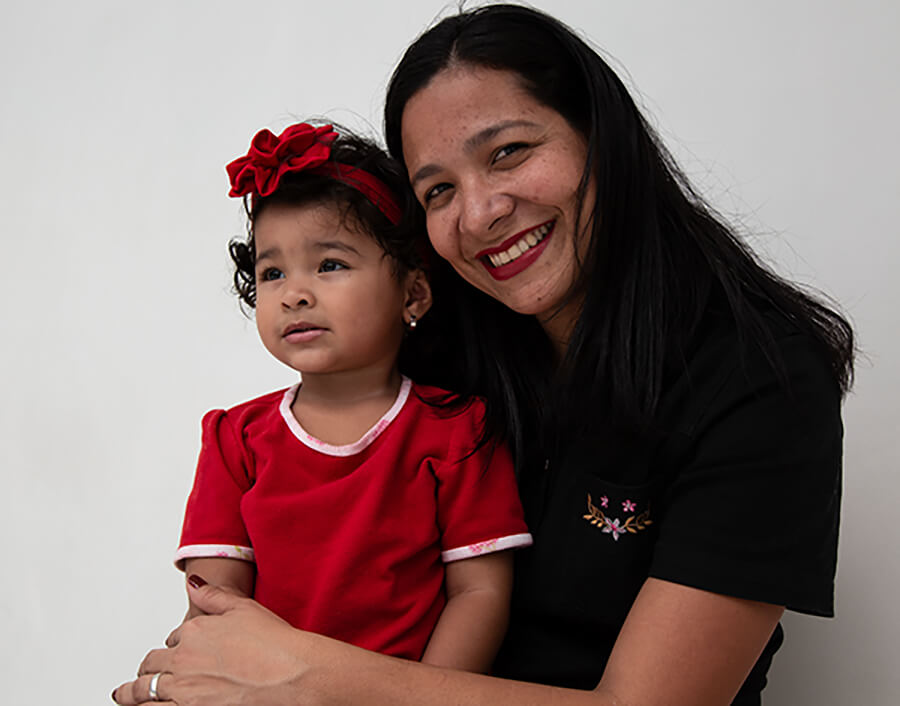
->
<box><xmin>1</xmin><ymin>1</ymin><xmax>897</xmax><ymax>703</ymax></box>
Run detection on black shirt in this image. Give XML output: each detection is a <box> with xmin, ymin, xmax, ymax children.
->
<box><xmin>493</xmin><ymin>314</ymin><xmax>843</xmax><ymax>704</ymax></box>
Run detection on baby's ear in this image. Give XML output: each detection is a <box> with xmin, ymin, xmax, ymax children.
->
<box><xmin>404</xmin><ymin>269</ymin><xmax>433</xmax><ymax>322</ymax></box>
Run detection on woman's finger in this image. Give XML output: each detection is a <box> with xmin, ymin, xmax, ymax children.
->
<box><xmin>186</xmin><ymin>574</ymin><xmax>248</xmax><ymax>616</ymax></box>
<box><xmin>137</xmin><ymin>647</ymin><xmax>172</xmax><ymax>676</ymax></box>
<box><xmin>165</xmin><ymin>624</ymin><xmax>181</xmax><ymax>648</ymax></box>
<box><xmin>111</xmin><ymin>672</ymin><xmax>175</xmax><ymax>705</ymax></box>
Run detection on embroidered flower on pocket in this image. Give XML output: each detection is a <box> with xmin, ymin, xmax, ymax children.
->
<box><xmin>583</xmin><ymin>493</ymin><xmax>652</xmax><ymax>540</ymax></box>
<box><xmin>603</xmin><ymin>517</ymin><xmax>625</xmax><ymax>540</ymax></box>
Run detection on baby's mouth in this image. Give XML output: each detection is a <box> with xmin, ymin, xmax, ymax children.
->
<box><xmin>283</xmin><ymin>323</ymin><xmax>326</xmax><ymax>337</ymax></box>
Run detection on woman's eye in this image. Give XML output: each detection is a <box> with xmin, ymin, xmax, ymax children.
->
<box><xmin>423</xmin><ymin>182</ymin><xmax>452</xmax><ymax>204</ymax></box>
<box><xmin>258</xmin><ymin>267</ymin><xmax>284</xmax><ymax>282</ymax></box>
<box><xmin>493</xmin><ymin>142</ymin><xmax>528</xmax><ymax>163</ymax></box>
<box><xmin>319</xmin><ymin>260</ymin><xmax>347</xmax><ymax>273</ymax></box>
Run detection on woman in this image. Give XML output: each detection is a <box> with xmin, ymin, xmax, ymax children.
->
<box><xmin>113</xmin><ymin>5</ymin><xmax>852</xmax><ymax>705</ymax></box>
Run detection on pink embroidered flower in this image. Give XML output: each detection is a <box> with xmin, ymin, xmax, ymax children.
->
<box><xmin>602</xmin><ymin>518</ymin><xmax>624</xmax><ymax>541</ymax></box>
<box><xmin>600</xmin><ymin>495</ymin><xmax>609</xmax><ymax>508</ymax></box>
<box><xmin>622</xmin><ymin>499</ymin><xmax>636</xmax><ymax>512</ymax></box>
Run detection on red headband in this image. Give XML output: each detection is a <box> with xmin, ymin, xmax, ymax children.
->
<box><xmin>225</xmin><ymin>123</ymin><xmax>402</xmax><ymax>225</ymax></box>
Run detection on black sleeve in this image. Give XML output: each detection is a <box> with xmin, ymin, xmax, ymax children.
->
<box><xmin>649</xmin><ymin>333</ymin><xmax>843</xmax><ymax>616</ymax></box>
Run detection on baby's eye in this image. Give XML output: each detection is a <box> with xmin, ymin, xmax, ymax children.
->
<box><xmin>493</xmin><ymin>142</ymin><xmax>528</xmax><ymax>163</ymax></box>
<box><xmin>258</xmin><ymin>267</ymin><xmax>284</xmax><ymax>282</ymax></box>
<box><xmin>319</xmin><ymin>259</ymin><xmax>347</xmax><ymax>273</ymax></box>
<box><xmin>423</xmin><ymin>182</ymin><xmax>452</xmax><ymax>204</ymax></box>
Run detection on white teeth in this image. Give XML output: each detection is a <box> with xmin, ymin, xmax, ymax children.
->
<box><xmin>486</xmin><ymin>223</ymin><xmax>551</xmax><ymax>268</ymax></box>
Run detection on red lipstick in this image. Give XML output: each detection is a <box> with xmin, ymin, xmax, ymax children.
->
<box><xmin>476</xmin><ymin>220</ymin><xmax>555</xmax><ymax>281</ymax></box>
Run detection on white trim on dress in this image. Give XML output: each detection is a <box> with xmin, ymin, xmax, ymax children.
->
<box><xmin>441</xmin><ymin>532</ymin><xmax>534</xmax><ymax>563</ymax></box>
<box><xmin>279</xmin><ymin>376</ymin><xmax>413</xmax><ymax>457</ymax></box>
<box><xmin>174</xmin><ymin>543</ymin><xmax>255</xmax><ymax>568</ymax></box>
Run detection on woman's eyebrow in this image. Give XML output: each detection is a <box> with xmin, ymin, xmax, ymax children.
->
<box><xmin>464</xmin><ymin>119</ymin><xmax>539</xmax><ymax>152</ymax></box>
<box><xmin>410</xmin><ymin>119</ymin><xmax>540</xmax><ymax>188</ymax></box>
<box><xmin>410</xmin><ymin>164</ymin><xmax>442</xmax><ymax>189</ymax></box>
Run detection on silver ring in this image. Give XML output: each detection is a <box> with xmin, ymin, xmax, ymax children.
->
<box><xmin>148</xmin><ymin>672</ymin><xmax>162</xmax><ymax>701</ymax></box>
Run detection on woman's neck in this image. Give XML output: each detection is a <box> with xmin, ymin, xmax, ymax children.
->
<box><xmin>537</xmin><ymin>298</ymin><xmax>581</xmax><ymax>361</ymax></box>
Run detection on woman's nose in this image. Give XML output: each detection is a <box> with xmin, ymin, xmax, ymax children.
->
<box><xmin>457</xmin><ymin>182</ymin><xmax>514</xmax><ymax>237</ymax></box>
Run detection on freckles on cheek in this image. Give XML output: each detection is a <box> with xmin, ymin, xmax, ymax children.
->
<box><xmin>524</xmin><ymin>177</ymin><xmax>555</xmax><ymax>203</ymax></box>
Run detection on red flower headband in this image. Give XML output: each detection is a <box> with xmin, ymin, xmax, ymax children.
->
<box><xmin>225</xmin><ymin>123</ymin><xmax>402</xmax><ymax>225</ymax></box>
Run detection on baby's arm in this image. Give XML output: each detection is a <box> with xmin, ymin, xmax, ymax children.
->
<box><xmin>420</xmin><ymin>550</ymin><xmax>514</xmax><ymax>673</ymax></box>
<box><xmin>181</xmin><ymin>557</ymin><xmax>255</xmax><ymax>621</ymax></box>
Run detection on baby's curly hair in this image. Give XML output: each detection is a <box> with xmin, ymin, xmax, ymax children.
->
<box><xmin>228</xmin><ymin>126</ymin><xmax>426</xmax><ymax>309</ymax></box>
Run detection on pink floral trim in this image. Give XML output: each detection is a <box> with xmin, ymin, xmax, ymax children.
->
<box><xmin>279</xmin><ymin>377</ymin><xmax>412</xmax><ymax>457</ymax></box>
<box><xmin>173</xmin><ymin>544</ymin><xmax>255</xmax><ymax>569</ymax></box>
<box><xmin>441</xmin><ymin>533</ymin><xmax>533</xmax><ymax>563</ymax></box>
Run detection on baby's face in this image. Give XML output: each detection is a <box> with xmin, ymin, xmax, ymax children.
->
<box><xmin>252</xmin><ymin>202</ymin><xmax>409</xmax><ymax>379</ymax></box>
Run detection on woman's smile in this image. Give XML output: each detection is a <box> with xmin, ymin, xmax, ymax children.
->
<box><xmin>476</xmin><ymin>219</ymin><xmax>555</xmax><ymax>280</ymax></box>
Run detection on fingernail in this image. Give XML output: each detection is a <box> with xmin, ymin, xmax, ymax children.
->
<box><xmin>188</xmin><ymin>574</ymin><xmax>207</xmax><ymax>589</ymax></box>
<box><xmin>110</xmin><ymin>687</ymin><xmax>117</xmax><ymax>703</ymax></box>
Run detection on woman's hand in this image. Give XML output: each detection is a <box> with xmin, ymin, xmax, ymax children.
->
<box><xmin>111</xmin><ymin>576</ymin><xmax>317</xmax><ymax>706</ymax></box>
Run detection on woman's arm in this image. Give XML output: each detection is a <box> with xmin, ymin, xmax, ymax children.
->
<box><xmin>113</xmin><ymin>575</ymin><xmax>781</xmax><ymax>706</ymax></box>
<box><xmin>602</xmin><ymin>578</ymin><xmax>783</xmax><ymax>704</ymax></box>
<box><xmin>420</xmin><ymin>551</ymin><xmax>513</xmax><ymax>672</ymax></box>
<box><xmin>325</xmin><ymin>578</ymin><xmax>782</xmax><ymax>705</ymax></box>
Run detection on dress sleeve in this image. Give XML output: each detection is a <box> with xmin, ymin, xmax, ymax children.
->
<box><xmin>174</xmin><ymin>409</ymin><xmax>255</xmax><ymax>568</ymax></box>
<box><xmin>649</xmin><ymin>333</ymin><xmax>843</xmax><ymax>616</ymax></box>
<box><xmin>434</xmin><ymin>401</ymin><xmax>533</xmax><ymax>563</ymax></box>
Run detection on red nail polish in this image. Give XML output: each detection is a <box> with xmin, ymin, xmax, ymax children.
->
<box><xmin>188</xmin><ymin>574</ymin><xmax>208</xmax><ymax>589</ymax></box>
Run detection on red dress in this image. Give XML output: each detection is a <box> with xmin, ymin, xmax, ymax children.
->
<box><xmin>176</xmin><ymin>377</ymin><xmax>531</xmax><ymax>660</ymax></box>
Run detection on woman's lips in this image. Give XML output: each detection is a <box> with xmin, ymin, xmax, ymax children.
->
<box><xmin>477</xmin><ymin>220</ymin><xmax>555</xmax><ymax>281</ymax></box>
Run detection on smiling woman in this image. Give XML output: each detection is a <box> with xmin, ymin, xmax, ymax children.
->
<box><xmin>381</xmin><ymin>5</ymin><xmax>852</xmax><ymax>701</ymax></box>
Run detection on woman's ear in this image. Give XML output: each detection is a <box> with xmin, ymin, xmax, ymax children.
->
<box><xmin>404</xmin><ymin>269</ymin><xmax>433</xmax><ymax>325</ymax></box>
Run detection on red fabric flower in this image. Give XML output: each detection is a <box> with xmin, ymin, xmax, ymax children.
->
<box><xmin>226</xmin><ymin>123</ymin><xmax>339</xmax><ymax>198</ymax></box>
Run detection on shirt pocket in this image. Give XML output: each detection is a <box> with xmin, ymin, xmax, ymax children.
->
<box><xmin>548</xmin><ymin>472</ymin><xmax>663</xmax><ymax>626</ymax></box>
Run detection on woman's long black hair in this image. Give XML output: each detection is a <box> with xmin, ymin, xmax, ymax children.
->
<box><xmin>384</xmin><ymin>4</ymin><xmax>854</xmax><ymax>468</ymax></box>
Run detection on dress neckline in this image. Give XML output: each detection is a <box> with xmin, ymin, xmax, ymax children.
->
<box><xmin>278</xmin><ymin>376</ymin><xmax>412</xmax><ymax>457</ymax></box>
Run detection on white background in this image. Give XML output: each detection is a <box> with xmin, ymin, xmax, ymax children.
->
<box><xmin>2</xmin><ymin>1</ymin><xmax>897</xmax><ymax>703</ymax></box>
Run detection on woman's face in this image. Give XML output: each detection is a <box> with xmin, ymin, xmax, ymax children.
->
<box><xmin>401</xmin><ymin>65</ymin><xmax>592</xmax><ymax>338</ymax></box>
